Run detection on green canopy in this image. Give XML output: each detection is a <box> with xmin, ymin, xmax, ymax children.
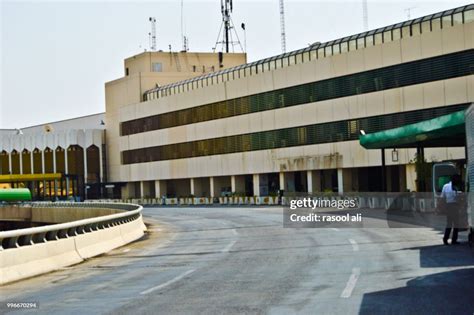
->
<box><xmin>360</xmin><ymin>110</ymin><xmax>466</xmax><ymax>149</ymax></box>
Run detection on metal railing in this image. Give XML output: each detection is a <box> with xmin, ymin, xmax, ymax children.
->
<box><xmin>0</xmin><ymin>202</ymin><xmax>143</xmax><ymax>251</ymax></box>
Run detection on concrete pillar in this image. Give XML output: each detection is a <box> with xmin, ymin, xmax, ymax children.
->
<box><xmin>231</xmin><ymin>175</ymin><xmax>246</xmax><ymax>194</ymax></box>
<box><xmin>253</xmin><ymin>174</ymin><xmax>260</xmax><ymax>196</ymax></box>
<box><xmin>406</xmin><ymin>164</ymin><xmax>417</xmax><ymax>192</ymax></box>
<box><xmin>98</xmin><ymin>146</ymin><xmax>103</xmax><ymax>182</ymax></box>
<box><xmin>52</xmin><ymin>150</ymin><xmax>57</xmax><ymax>198</ymax></box>
<box><xmin>83</xmin><ymin>148</ymin><xmax>88</xmax><ymax>184</ymax></box>
<box><xmin>30</xmin><ymin>152</ymin><xmax>34</xmax><ymax>174</ymax></box>
<box><xmin>337</xmin><ymin>168</ymin><xmax>344</xmax><ymax>193</ymax></box>
<box><xmin>65</xmin><ymin>149</ymin><xmax>69</xmax><ymax>197</ymax></box>
<box><xmin>231</xmin><ymin>175</ymin><xmax>236</xmax><ymax>193</ymax></box>
<box><xmin>210</xmin><ymin>177</ymin><xmax>215</xmax><ymax>198</ymax></box>
<box><xmin>155</xmin><ymin>180</ymin><xmax>167</xmax><ymax>198</ymax></box>
<box><xmin>19</xmin><ymin>152</ymin><xmax>23</xmax><ymax>174</ymax></box>
<box><xmin>140</xmin><ymin>181</ymin><xmax>152</xmax><ymax>198</ymax></box>
<box><xmin>41</xmin><ymin>150</ymin><xmax>45</xmax><ymax>174</ymax></box>
<box><xmin>307</xmin><ymin>170</ymin><xmax>313</xmax><ymax>193</ymax></box>
<box><xmin>190</xmin><ymin>178</ymin><xmax>195</xmax><ymax>196</ymax></box>
<box><xmin>8</xmin><ymin>153</ymin><xmax>12</xmax><ymax>174</ymax></box>
<box><xmin>279</xmin><ymin>172</ymin><xmax>285</xmax><ymax>191</ymax></box>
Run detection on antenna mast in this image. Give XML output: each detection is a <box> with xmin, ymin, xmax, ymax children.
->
<box><xmin>279</xmin><ymin>0</ymin><xmax>286</xmax><ymax>53</ymax></box>
<box><xmin>213</xmin><ymin>0</ymin><xmax>243</xmax><ymax>53</ymax></box>
<box><xmin>149</xmin><ymin>17</ymin><xmax>157</xmax><ymax>51</ymax></box>
<box><xmin>362</xmin><ymin>0</ymin><xmax>368</xmax><ymax>31</ymax></box>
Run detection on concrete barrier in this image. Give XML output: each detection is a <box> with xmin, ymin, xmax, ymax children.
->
<box><xmin>0</xmin><ymin>203</ymin><xmax>145</xmax><ymax>285</ymax></box>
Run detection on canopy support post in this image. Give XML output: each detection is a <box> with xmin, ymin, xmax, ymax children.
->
<box><xmin>381</xmin><ymin>149</ymin><xmax>386</xmax><ymax>192</ymax></box>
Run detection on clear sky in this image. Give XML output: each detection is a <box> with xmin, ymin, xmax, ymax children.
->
<box><xmin>1</xmin><ymin>0</ymin><xmax>472</xmax><ymax>128</ymax></box>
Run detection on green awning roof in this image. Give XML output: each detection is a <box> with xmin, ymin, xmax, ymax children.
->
<box><xmin>360</xmin><ymin>110</ymin><xmax>466</xmax><ymax>149</ymax></box>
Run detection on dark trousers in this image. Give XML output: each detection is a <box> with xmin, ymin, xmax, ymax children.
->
<box><xmin>443</xmin><ymin>210</ymin><xmax>459</xmax><ymax>242</ymax></box>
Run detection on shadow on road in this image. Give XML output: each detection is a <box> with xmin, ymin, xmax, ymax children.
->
<box><xmin>400</xmin><ymin>243</ymin><xmax>474</xmax><ymax>268</ymax></box>
<box><xmin>359</xmin><ymin>268</ymin><xmax>474</xmax><ymax>315</ymax></box>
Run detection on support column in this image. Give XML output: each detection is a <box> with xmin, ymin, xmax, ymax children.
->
<box><xmin>279</xmin><ymin>172</ymin><xmax>285</xmax><ymax>192</ymax></box>
<box><xmin>190</xmin><ymin>178</ymin><xmax>195</xmax><ymax>196</ymax></box>
<box><xmin>53</xmin><ymin>150</ymin><xmax>57</xmax><ymax>199</ymax></box>
<box><xmin>30</xmin><ymin>152</ymin><xmax>34</xmax><ymax>174</ymax></box>
<box><xmin>83</xmin><ymin>148</ymin><xmax>88</xmax><ymax>184</ymax></box>
<box><xmin>8</xmin><ymin>153</ymin><xmax>12</xmax><ymax>174</ymax></box>
<box><xmin>64</xmin><ymin>149</ymin><xmax>69</xmax><ymax>197</ymax></box>
<box><xmin>155</xmin><ymin>180</ymin><xmax>167</xmax><ymax>198</ymax></box>
<box><xmin>337</xmin><ymin>168</ymin><xmax>344</xmax><ymax>193</ymax></box>
<box><xmin>98</xmin><ymin>146</ymin><xmax>104</xmax><ymax>182</ymax></box>
<box><xmin>307</xmin><ymin>170</ymin><xmax>313</xmax><ymax>193</ymax></box>
<box><xmin>19</xmin><ymin>152</ymin><xmax>23</xmax><ymax>174</ymax></box>
<box><xmin>231</xmin><ymin>175</ymin><xmax>236</xmax><ymax>193</ymax></box>
<box><xmin>41</xmin><ymin>150</ymin><xmax>45</xmax><ymax>174</ymax></box>
<box><xmin>253</xmin><ymin>174</ymin><xmax>260</xmax><ymax>196</ymax></box>
<box><xmin>210</xmin><ymin>177</ymin><xmax>215</xmax><ymax>198</ymax></box>
<box><xmin>381</xmin><ymin>149</ymin><xmax>386</xmax><ymax>192</ymax></box>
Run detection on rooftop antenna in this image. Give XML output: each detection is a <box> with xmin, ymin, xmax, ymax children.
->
<box><xmin>181</xmin><ymin>0</ymin><xmax>186</xmax><ymax>51</ymax></box>
<box><xmin>362</xmin><ymin>0</ymin><xmax>368</xmax><ymax>31</ymax></box>
<box><xmin>149</xmin><ymin>17</ymin><xmax>157</xmax><ymax>51</ymax></box>
<box><xmin>405</xmin><ymin>6</ymin><xmax>416</xmax><ymax>20</ymax></box>
<box><xmin>213</xmin><ymin>0</ymin><xmax>244</xmax><ymax>53</ymax></box>
<box><xmin>279</xmin><ymin>0</ymin><xmax>286</xmax><ymax>53</ymax></box>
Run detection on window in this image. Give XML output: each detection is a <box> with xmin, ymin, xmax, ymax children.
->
<box><xmin>412</xmin><ymin>23</ymin><xmax>421</xmax><ymax>35</ymax></box>
<box><xmin>152</xmin><ymin>62</ymin><xmax>162</xmax><ymax>72</ymax></box>
<box><xmin>442</xmin><ymin>15</ymin><xmax>452</xmax><ymax>28</ymax></box>
<box><xmin>401</xmin><ymin>25</ymin><xmax>411</xmax><ymax>38</ymax></box>
<box><xmin>383</xmin><ymin>30</ymin><xmax>392</xmax><ymax>42</ymax></box>
<box><xmin>121</xmin><ymin>104</ymin><xmax>468</xmax><ymax>164</ymax></box>
<box><xmin>392</xmin><ymin>28</ymin><xmax>401</xmax><ymax>40</ymax></box>
<box><xmin>453</xmin><ymin>12</ymin><xmax>463</xmax><ymax>25</ymax></box>
<box><xmin>122</xmin><ymin>50</ymin><xmax>474</xmax><ymax>136</ymax></box>
<box><xmin>421</xmin><ymin>21</ymin><xmax>431</xmax><ymax>33</ymax></box>
<box><xmin>465</xmin><ymin>10</ymin><xmax>474</xmax><ymax>23</ymax></box>
<box><xmin>349</xmin><ymin>39</ymin><xmax>357</xmax><ymax>51</ymax></box>
<box><xmin>125</xmin><ymin>68</ymin><xmax>129</xmax><ymax>76</ymax></box>
<box><xmin>325</xmin><ymin>45</ymin><xmax>332</xmax><ymax>56</ymax></box>
<box><xmin>340</xmin><ymin>41</ymin><xmax>348</xmax><ymax>53</ymax></box>
<box><xmin>374</xmin><ymin>33</ymin><xmax>383</xmax><ymax>45</ymax></box>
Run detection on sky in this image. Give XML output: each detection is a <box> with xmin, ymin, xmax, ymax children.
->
<box><xmin>0</xmin><ymin>0</ymin><xmax>472</xmax><ymax>129</ymax></box>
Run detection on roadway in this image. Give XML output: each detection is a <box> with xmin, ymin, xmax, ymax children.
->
<box><xmin>1</xmin><ymin>206</ymin><xmax>474</xmax><ymax>314</ymax></box>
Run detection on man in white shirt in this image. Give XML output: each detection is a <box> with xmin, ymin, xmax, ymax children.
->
<box><xmin>442</xmin><ymin>175</ymin><xmax>461</xmax><ymax>245</ymax></box>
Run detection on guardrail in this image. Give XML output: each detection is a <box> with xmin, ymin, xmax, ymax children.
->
<box><xmin>0</xmin><ymin>202</ymin><xmax>142</xmax><ymax>250</ymax></box>
<box><xmin>0</xmin><ymin>202</ymin><xmax>146</xmax><ymax>285</ymax></box>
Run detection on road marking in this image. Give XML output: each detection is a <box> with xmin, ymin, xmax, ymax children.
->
<box><xmin>340</xmin><ymin>268</ymin><xmax>361</xmax><ymax>298</ymax></box>
<box><xmin>221</xmin><ymin>240</ymin><xmax>237</xmax><ymax>253</ymax></box>
<box><xmin>232</xmin><ymin>229</ymin><xmax>238</xmax><ymax>235</ymax></box>
<box><xmin>331</xmin><ymin>228</ymin><xmax>340</xmax><ymax>231</ymax></box>
<box><xmin>348</xmin><ymin>239</ymin><xmax>359</xmax><ymax>251</ymax></box>
<box><xmin>140</xmin><ymin>269</ymin><xmax>196</xmax><ymax>295</ymax></box>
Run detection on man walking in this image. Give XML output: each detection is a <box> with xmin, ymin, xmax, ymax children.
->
<box><xmin>442</xmin><ymin>175</ymin><xmax>461</xmax><ymax>245</ymax></box>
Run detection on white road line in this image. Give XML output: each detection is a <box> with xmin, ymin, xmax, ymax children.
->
<box><xmin>340</xmin><ymin>268</ymin><xmax>361</xmax><ymax>298</ymax></box>
<box><xmin>348</xmin><ymin>239</ymin><xmax>359</xmax><ymax>251</ymax></box>
<box><xmin>232</xmin><ymin>229</ymin><xmax>238</xmax><ymax>235</ymax></box>
<box><xmin>140</xmin><ymin>269</ymin><xmax>196</xmax><ymax>295</ymax></box>
<box><xmin>331</xmin><ymin>228</ymin><xmax>340</xmax><ymax>231</ymax></box>
<box><xmin>221</xmin><ymin>240</ymin><xmax>237</xmax><ymax>253</ymax></box>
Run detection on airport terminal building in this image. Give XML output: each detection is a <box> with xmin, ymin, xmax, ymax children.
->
<box><xmin>1</xmin><ymin>5</ymin><xmax>473</xmax><ymax>200</ymax></box>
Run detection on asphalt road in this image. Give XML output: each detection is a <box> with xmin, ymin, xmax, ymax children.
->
<box><xmin>1</xmin><ymin>206</ymin><xmax>474</xmax><ymax>315</ymax></box>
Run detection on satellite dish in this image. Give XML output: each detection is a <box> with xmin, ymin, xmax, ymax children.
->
<box><xmin>44</xmin><ymin>125</ymin><xmax>54</xmax><ymax>133</ymax></box>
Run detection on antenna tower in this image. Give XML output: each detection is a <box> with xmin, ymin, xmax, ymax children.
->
<box><xmin>362</xmin><ymin>0</ymin><xmax>368</xmax><ymax>31</ymax></box>
<box><xmin>213</xmin><ymin>0</ymin><xmax>244</xmax><ymax>53</ymax></box>
<box><xmin>279</xmin><ymin>0</ymin><xmax>286</xmax><ymax>53</ymax></box>
<box><xmin>149</xmin><ymin>17</ymin><xmax>157</xmax><ymax>51</ymax></box>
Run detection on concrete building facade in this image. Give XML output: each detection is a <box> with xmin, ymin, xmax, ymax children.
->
<box><xmin>105</xmin><ymin>5</ymin><xmax>474</xmax><ymax>199</ymax></box>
